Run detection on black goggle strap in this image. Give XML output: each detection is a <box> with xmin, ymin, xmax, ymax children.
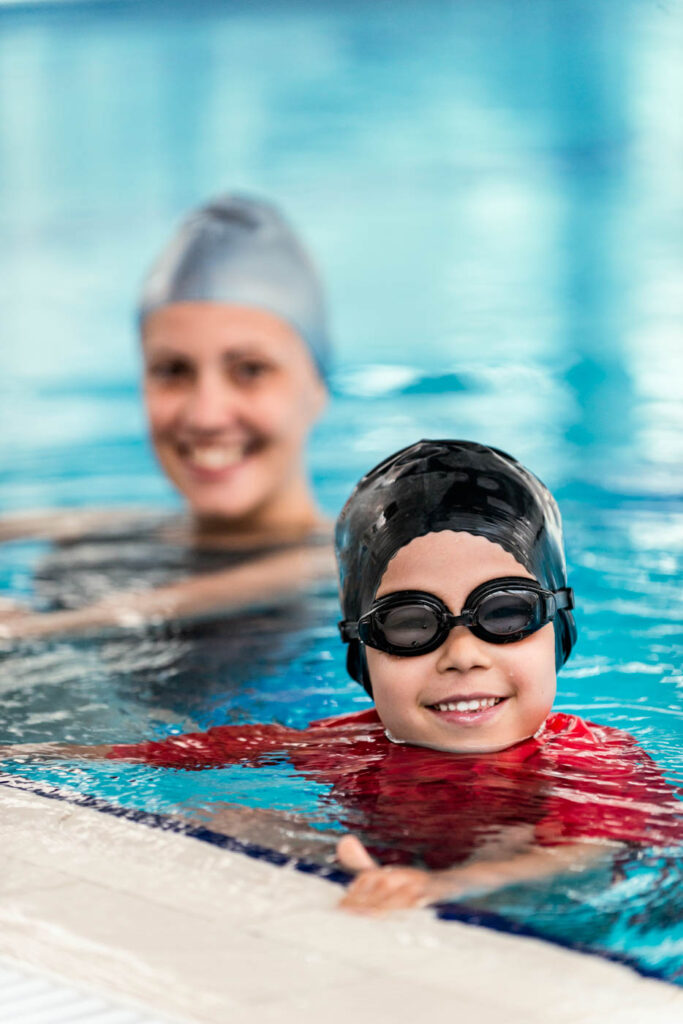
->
<box><xmin>338</xmin><ymin>620</ymin><xmax>360</xmax><ymax>643</ymax></box>
<box><xmin>553</xmin><ymin>587</ymin><xmax>575</xmax><ymax>612</ymax></box>
<box><xmin>338</xmin><ymin>584</ymin><xmax>575</xmax><ymax>645</ymax></box>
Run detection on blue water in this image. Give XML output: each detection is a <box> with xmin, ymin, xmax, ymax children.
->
<box><xmin>1</xmin><ymin>0</ymin><xmax>682</xmax><ymax>983</ymax></box>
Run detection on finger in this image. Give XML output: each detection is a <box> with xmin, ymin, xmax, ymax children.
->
<box><xmin>337</xmin><ymin>834</ymin><xmax>378</xmax><ymax>872</ymax></box>
<box><xmin>339</xmin><ymin>869</ymin><xmax>415</xmax><ymax>904</ymax></box>
<box><xmin>373</xmin><ymin>881</ymin><xmax>429</xmax><ymax>911</ymax></box>
<box><xmin>340</xmin><ymin>878</ymin><xmax>426</xmax><ymax>914</ymax></box>
<box><xmin>341</xmin><ymin>869</ymin><xmax>387</xmax><ymax>898</ymax></box>
<box><xmin>339</xmin><ymin>881</ymin><xmax>388</xmax><ymax>915</ymax></box>
<box><xmin>338</xmin><ymin>870</ymin><xmax>389</xmax><ymax>912</ymax></box>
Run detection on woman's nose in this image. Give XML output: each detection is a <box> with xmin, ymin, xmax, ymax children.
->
<box><xmin>182</xmin><ymin>371</ymin><xmax>238</xmax><ymax>433</ymax></box>
<box><xmin>434</xmin><ymin>625</ymin><xmax>493</xmax><ymax>673</ymax></box>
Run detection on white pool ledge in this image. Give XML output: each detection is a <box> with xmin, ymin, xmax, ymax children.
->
<box><xmin>1</xmin><ymin>786</ymin><xmax>681</xmax><ymax>1024</ymax></box>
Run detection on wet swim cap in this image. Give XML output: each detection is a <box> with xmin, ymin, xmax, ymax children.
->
<box><xmin>138</xmin><ymin>194</ymin><xmax>330</xmax><ymax>381</ymax></box>
<box><xmin>335</xmin><ymin>440</ymin><xmax>577</xmax><ymax>694</ymax></box>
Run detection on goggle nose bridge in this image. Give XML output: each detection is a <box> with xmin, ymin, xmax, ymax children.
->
<box><xmin>440</xmin><ymin>607</ymin><xmax>476</xmax><ymax>633</ymax></box>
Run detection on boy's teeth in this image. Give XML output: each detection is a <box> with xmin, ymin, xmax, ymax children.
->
<box><xmin>432</xmin><ymin>697</ymin><xmax>501</xmax><ymax>713</ymax></box>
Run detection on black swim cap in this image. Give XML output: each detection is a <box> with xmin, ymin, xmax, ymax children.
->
<box><xmin>335</xmin><ymin>440</ymin><xmax>577</xmax><ymax>694</ymax></box>
<box><xmin>138</xmin><ymin>194</ymin><xmax>331</xmax><ymax>381</ymax></box>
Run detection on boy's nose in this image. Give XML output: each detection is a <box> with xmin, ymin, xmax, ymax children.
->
<box><xmin>435</xmin><ymin>625</ymin><xmax>493</xmax><ymax>674</ymax></box>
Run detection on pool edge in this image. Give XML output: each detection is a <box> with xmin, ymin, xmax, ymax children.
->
<box><xmin>1</xmin><ymin>784</ymin><xmax>682</xmax><ymax>1024</ymax></box>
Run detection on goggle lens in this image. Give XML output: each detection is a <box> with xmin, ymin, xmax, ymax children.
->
<box><xmin>476</xmin><ymin>591</ymin><xmax>541</xmax><ymax>638</ymax></box>
<box><xmin>376</xmin><ymin>604</ymin><xmax>441</xmax><ymax>649</ymax></box>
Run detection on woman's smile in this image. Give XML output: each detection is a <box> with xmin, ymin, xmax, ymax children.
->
<box><xmin>173</xmin><ymin>437</ymin><xmax>262</xmax><ymax>481</ymax></box>
<box><xmin>179</xmin><ymin>440</ymin><xmax>251</xmax><ymax>474</ymax></box>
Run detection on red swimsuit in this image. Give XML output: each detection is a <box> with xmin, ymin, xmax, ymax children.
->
<box><xmin>108</xmin><ymin>710</ymin><xmax>682</xmax><ymax>868</ymax></box>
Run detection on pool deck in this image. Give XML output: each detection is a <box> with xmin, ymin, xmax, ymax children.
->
<box><xmin>0</xmin><ymin>954</ymin><xmax>178</xmax><ymax>1024</ymax></box>
<box><xmin>1</xmin><ymin>785</ymin><xmax>681</xmax><ymax>1024</ymax></box>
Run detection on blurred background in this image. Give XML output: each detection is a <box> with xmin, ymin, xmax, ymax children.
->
<box><xmin>0</xmin><ymin>0</ymin><xmax>681</xmax><ymax>732</ymax></box>
<box><xmin>0</xmin><ymin>0</ymin><xmax>680</xmax><ymax>511</ymax></box>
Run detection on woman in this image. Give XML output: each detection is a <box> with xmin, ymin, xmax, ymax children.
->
<box><xmin>0</xmin><ymin>194</ymin><xmax>334</xmax><ymax>644</ymax></box>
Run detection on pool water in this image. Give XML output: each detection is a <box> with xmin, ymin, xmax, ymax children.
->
<box><xmin>1</xmin><ymin>0</ymin><xmax>682</xmax><ymax>985</ymax></box>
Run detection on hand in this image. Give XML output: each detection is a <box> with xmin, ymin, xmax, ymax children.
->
<box><xmin>0</xmin><ymin>597</ymin><xmax>31</xmax><ymax>621</ymax></box>
<box><xmin>336</xmin><ymin>834</ymin><xmax>463</xmax><ymax>915</ymax></box>
<box><xmin>336</xmin><ymin>835</ymin><xmax>612</xmax><ymax>916</ymax></box>
<box><xmin>0</xmin><ymin>599</ymin><xmax>35</xmax><ymax>644</ymax></box>
<box><xmin>0</xmin><ymin>610</ymin><xmax>55</xmax><ymax>642</ymax></box>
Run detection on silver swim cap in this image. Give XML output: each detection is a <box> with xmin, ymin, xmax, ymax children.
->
<box><xmin>138</xmin><ymin>194</ymin><xmax>331</xmax><ymax>381</ymax></box>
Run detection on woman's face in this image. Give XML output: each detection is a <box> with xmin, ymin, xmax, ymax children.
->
<box><xmin>366</xmin><ymin>531</ymin><xmax>557</xmax><ymax>754</ymax></box>
<box><xmin>142</xmin><ymin>302</ymin><xmax>326</xmax><ymax>527</ymax></box>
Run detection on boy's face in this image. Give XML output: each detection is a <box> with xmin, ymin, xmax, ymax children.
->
<box><xmin>367</xmin><ymin>531</ymin><xmax>557</xmax><ymax>754</ymax></box>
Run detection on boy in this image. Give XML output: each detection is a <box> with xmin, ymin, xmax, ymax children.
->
<box><xmin>3</xmin><ymin>441</ymin><xmax>679</xmax><ymax>913</ymax></box>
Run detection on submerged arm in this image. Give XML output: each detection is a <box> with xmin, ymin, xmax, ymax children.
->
<box><xmin>0</xmin><ymin>741</ymin><xmax>115</xmax><ymax>762</ymax></box>
<box><xmin>0</xmin><ymin>508</ymin><xmax>148</xmax><ymax>544</ymax></box>
<box><xmin>0</xmin><ymin>542</ymin><xmax>335</xmax><ymax>643</ymax></box>
<box><xmin>0</xmin><ymin>719</ymin><xmax>296</xmax><ymax>769</ymax></box>
<box><xmin>336</xmin><ymin>834</ymin><xmax>617</xmax><ymax>915</ymax></box>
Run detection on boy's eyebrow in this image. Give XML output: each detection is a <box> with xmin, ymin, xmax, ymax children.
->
<box><xmin>373</xmin><ymin>587</ymin><xmax>450</xmax><ymax>603</ymax></box>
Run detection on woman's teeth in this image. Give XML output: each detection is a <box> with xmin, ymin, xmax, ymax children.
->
<box><xmin>186</xmin><ymin>445</ymin><xmax>244</xmax><ymax>470</ymax></box>
<box><xmin>431</xmin><ymin>697</ymin><xmax>503</xmax><ymax>713</ymax></box>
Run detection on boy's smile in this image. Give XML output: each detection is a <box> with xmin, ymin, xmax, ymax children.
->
<box><xmin>367</xmin><ymin>531</ymin><xmax>557</xmax><ymax>754</ymax></box>
<box><xmin>426</xmin><ymin>693</ymin><xmax>508</xmax><ymax>724</ymax></box>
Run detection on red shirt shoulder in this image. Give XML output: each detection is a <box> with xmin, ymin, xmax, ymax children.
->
<box><xmin>308</xmin><ymin>707</ymin><xmax>383</xmax><ymax>731</ymax></box>
<box><xmin>530</xmin><ymin>713</ymin><xmax>680</xmax><ymax>847</ymax></box>
<box><xmin>537</xmin><ymin>711</ymin><xmax>635</xmax><ymax>746</ymax></box>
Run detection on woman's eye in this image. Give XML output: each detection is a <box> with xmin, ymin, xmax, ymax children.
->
<box><xmin>230</xmin><ymin>360</ymin><xmax>273</xmax><ymax>384</ymax></box>
<box><xmin>147</xmin><ymin>360</ymin><xmax>192</xmax><ymax>382</ymax></box>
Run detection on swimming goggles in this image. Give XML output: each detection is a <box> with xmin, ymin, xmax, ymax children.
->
<box><xmin>338</xmin><ymin>577</ymin><xmax>574</xmax><ymax>656</ymax></box>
